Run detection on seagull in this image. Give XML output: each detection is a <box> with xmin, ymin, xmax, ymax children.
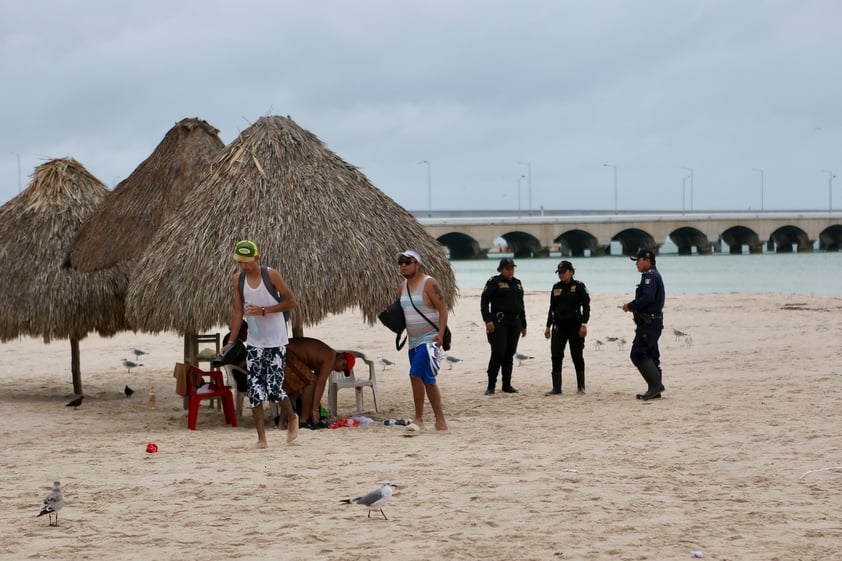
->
<box><xmin>65</xmin><ymin>395</ymin><xmax>83</xmax><ymax>408</ymax></box>
<box><xmin>130</xmin><ymin>347</ymin><xmax>149</xmax><ymax>357</ymax></box>
<box><xmin>124</xmin><ymin>385</ymin><xmax>135</xmax><ymax>398</ymax></box>
<box><xmin>122</xmin><ymin>358</ymin><xmax>143</xmax><ymax>373</ymax></box>
<box><xmin>441</xmin><ymin>353</ymin><xmax>463</xmax><ymax>369</ymax></box>
<box><xmin>684</xmin><ymin>336</ymin><xmax>693</xmax><ymax>348</ymax></box>
<box><xmin>672</xmin><ymin>328</ymin><xmax>688</xmax><ymax>340</ymax></box>
<box><xmin>376</xmin><ymin>355</ymin><xmax>395</xmax><ymax>371</ymax></box>
<box><xmin>616</xmin><ymin>337</ymin><xmax>626</xmax><ymax>351</ymax></box>
<box><xmin>38</xmin><ymin>481</ymin><xmax>64</xmax><ymax>526</ymax></box>
<box><xmin>340</xmin><ymin>481</ymin><xmax>397</xmax><ymax>520</ymax></box>
<box><xmin>514</xmin><ymin>353</ymin><xmax>534</xmax><ymax>366</ymax></box>
<box><xmin>604</xmin><ymin>336</ymin><xmax>618</xmax><ymax>342</ymax></box>
<box><xmin>469</xmin><ymin>320</ymin><xmax>481</xmax><ymax>330</ymax></box>
<box><xmin>592</xmin><ymin>339</ymin><xmax>604</xmax><ymax>351</ymax></box>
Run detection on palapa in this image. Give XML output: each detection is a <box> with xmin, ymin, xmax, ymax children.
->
<box><xmin>63</xmin><ymin>118</ymin><xmax>225</xmax><ymax>272</ymax></box>
<box><xmin>126</xmin><ymin>115</ymin><xmax>457</xmax><ymax>335</ymax></box>
<box><xmin>0</xmin><ymin>158</ymin><xmax>129</xmax><ymax>394</ymax></box>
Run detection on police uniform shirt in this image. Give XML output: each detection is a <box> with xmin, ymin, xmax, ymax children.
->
<box><xmin>546</xmin><ymin>279</ymin><xmax>591</xmax><ymax>328</ymax></box>
<box><xmin>481</xmin><ymin>274</ymin><xmax>527</xmax><ymax>327</ymax></box>
<box><xmin>627</xmin><ymin>267</ymin><xmax>665</xmax><ymax>314</ymax></box>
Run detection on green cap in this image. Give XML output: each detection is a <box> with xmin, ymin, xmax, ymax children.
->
<box><xmin>233</xmin><ymin>240</ymin><xmax>258</xmax><ymax>262</ymax></box>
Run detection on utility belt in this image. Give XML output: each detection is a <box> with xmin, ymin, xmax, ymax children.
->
<box><xmin>632</xmin><ymin>311</ymin><xmax>663</xmax><ymax>326</ymax></box>
<box><xmin>494</xmin><ymin>311</ymin><xmax>522</xmax><ymax>323</ymax></box>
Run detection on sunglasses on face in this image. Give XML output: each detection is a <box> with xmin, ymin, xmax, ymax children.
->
<box><xmin>398</xmin><ymin>258</ymin><xmax>416</xmax><ymax>265</ymax></box>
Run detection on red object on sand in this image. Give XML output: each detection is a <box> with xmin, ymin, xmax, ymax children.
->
<box><xmin>146</xmin><ymin>442</ymin><xmax>158</xmax><ymax>453</ymax></box>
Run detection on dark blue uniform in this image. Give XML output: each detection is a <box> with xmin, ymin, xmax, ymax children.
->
<box><xmin>481</xmin><ymin>273</ymin><xmax>526</xmax><ymax>393</ymax></box>
<box><xmin>546</xmin><ymin>279</ymin><xmax>590</xmax><ymax>393</ymax></box>
<box><xmin>626</xmin><ymin>264</ymin><xmax>665</xmax><ymax>398</ymax></box>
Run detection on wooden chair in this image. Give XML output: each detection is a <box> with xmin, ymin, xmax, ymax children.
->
<box><xmin>327</xmin><ymin>350</ymin><xmax>380</xmax><ymax>418</ymax></box>
<box><xmin>186</xmin><ymin>366</ymin><xmax>238</xmax><ymax>430</ymax></box>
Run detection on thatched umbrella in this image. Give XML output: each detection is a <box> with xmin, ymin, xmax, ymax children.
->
<box><xmin>125</xmin><ymin>115</ymin><xmax>457</xmax><ymax>337</ymax></box>
<box><xmin>63</xmin><ymin>118</ymin><xmax>225</xmax><ymax>272</ymax></box>
<box><xmin>0</xmin><ymin>158</ymin><xmax>129</xmax><ymax>394</ymax></box>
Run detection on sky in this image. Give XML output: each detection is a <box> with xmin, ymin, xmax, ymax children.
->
<box><xmin>1</xmin><ymin>0</ymin><xmax>840</xmax><ymax>213</ymax></box>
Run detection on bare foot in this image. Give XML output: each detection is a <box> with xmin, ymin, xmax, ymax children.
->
<box><xmin>287</xmin><ymin>413</ymin><xmax>298</xmax><ymax>443</ymax></box>
<box><xmin>256</xmin><ymin>440</ymin><xmax>268</xmax><ymax>449</ymax></box>
<box><xmin>435</xmin><ymin>421</ymin><xmax>449</xmax><ymax>431</ymax></box>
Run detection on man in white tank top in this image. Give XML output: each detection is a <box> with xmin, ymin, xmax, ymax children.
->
<box><xmin>227</xmin><ymin>240</ymin><xmax>299</xmax><ymax>448</ymax></box>
<box><xmin>396</xmin><ymin>250</ymin><xmax>448</xmax><ymax>431</ymax></box>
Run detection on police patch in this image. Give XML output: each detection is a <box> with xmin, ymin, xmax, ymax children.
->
<box><xmin>644</xmin><ymin>279</ymin><xmax>651</xmax><ymax>285</ymax></box>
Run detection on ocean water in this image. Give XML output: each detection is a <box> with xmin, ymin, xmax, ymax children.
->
<box><xmin>450</xmin><ymin>252</ymin><xmax>842</xmax><ymax>295</ymax></box>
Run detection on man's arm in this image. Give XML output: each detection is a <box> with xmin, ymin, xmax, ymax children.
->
<box><xmin>267</xmin><ymin>268</ymin><xmax>297</xmax><ymax>314</ymax></box>
<box><xmin>424</xmin><ymin>277</ymin><xmax>448</xmax><ymax>346</ymax></box>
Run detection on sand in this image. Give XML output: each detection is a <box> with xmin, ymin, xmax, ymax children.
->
<box><xmin>2</xmin><ymin>290</ymin><xmax>841</xmax><ymax>561</ymax></box>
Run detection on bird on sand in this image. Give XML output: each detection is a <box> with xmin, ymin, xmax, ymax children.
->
<box><xmin>65</xmin><ymin>395</ymin><xmax>83</xmax><ymax>408</ymax></box>
<box><xmin>124</xmin><ymin>385</ymin><xmax>135</xmax><ymax>398</ymax></box>
<box><xmin>38</xmin><ymin>481</ymin><xmax>64</xmax><ymax>526</ymax></box>
<box><xmin>376</xmin><ymin>355</ymin><xmax>395</xmax><ymax>371</ymax></box>
<box><xmin>130</xmin><ymin>347</ymin><xmax>148</xmax><ymax>357</ymax></box>
<box><xmin>514</xmin><ymin>353</ymin><xmax>534</xmax><ymax>366</ymax></box>
<box><xmin>592</xmin><ymin>338</ymin><xmax>604</xmax><ymax>351</ymax></box>
<box><xmin>340</xmin><ymin>481</ymin><xmax>397</xmax><ymax>520</ymax></box>
<box><xmin>441</xmin><ymin>353</ymin><xmax>463</xmax><ymax>369</ymax></box>
<box><xmin>122</xmin><ymin>358</ymin><xmax>143</xmax><ymax>373</ymax></box>
<box><xmin>672</xmin><ymin>328</ymin><xmax>688</xmax><ymax>340</ymax></box>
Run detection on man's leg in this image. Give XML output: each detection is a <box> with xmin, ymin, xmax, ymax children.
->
<box><xmin>277</xmin><ymin>397</ymin><xmax>298</xmax><ymax>442</ymax></box>
<box><xmin>252</xmin><ymin>403</ymin><xmax>268</xmax><ymax>448</ymax></box>
<box><xmin>425</xmin><ymin>381</ymin><xmax>448</xmax><ymax>431</ymax></box>
<box><xmin>501</xmin><ymin>324</ymin><xmax>520</xmax><ymax>392</ymax></box>
<box><xmin>410</xmin><ymin>375</ymin><xmax>426</xmax><ymax>428</ymax></box>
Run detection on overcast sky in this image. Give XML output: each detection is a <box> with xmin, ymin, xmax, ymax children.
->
<box><xmin>2</xmin><ymin>0</ymin><xmax>840</xmax><ymax>213</ymax></box>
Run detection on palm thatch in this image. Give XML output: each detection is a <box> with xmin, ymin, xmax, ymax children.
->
<box><xmin>63</xmin><ymin>118</ymin><xmax>225</xmax><ymax>272</ymax></box>
<box><xmin>126</xmin><ymin>115</ymin><xmax>456</xmax><ymax>335</ymax></box>
<box><xmin>0</xmin><ymin>158</ymin><xmax>130</xmax><ymax>394</ymax></box>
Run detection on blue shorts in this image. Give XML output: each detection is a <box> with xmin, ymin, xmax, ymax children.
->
<box><xmin>408</xmin><ymin>342</ymin><xmax>440</xmax><ymax>385</ymax></box>
<box><xmin>246</xmin><ymin>346</ymin><xmax>287</xmax><ymax>408</ymax></box>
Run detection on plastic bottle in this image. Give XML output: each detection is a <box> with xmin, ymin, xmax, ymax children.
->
<box><xmin>148</xmin><ymin>387</ymin><xmax>157</xmax><ymax>409</ymax></box>
<box><xmin>245</xmin><ymin>300</ymin><xmax>260</xmax><ymax>336</ymax></box>
<box><xmin>384</xmin><ymin>419</ymin><xmax>409</xmax><ymax>426</ymax></box>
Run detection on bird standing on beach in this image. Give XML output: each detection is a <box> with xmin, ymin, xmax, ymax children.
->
<box><xmin>376</xmin><ymin>355</ymin><xmax>395</xmax><ymax>371</ymax></box>
<box><xmin>38</xmin><ymin>481</ymin><xmax>64</xmax><ymax>526</ymax></box>
<box><xmin>340</xmin><ymin>481</ymin><xmax>397</xmax><ymax>520</ymax></box>
<box><xmin>65</xmin><ymin>395</ymin><xmax>83</xmax><ymax>408</ymax></box>
<box><xmin>441</xmin><ymin>353</ymin><xmax>463</xmax><ymax>369</ymax></box>
<box><xmin>130</xmin><ymin>347</ymin><xmax>148</xmax><ymax>357</ymax></box>
<box><xmin>124</xmin><ymin>385</ymin><xmax>135</xmax><ymax>398</ymax></box>
<box><xmin>672</xmin><ymin>328</ymin><xmax>688</xmax><ymax>340</ymax></box>
<box><xmin>514</xmin><ymin>353</ymin><xmax>534</xmax><ymax>366</ymax></box>
<box><xmin>122</xmin><ymin>358</ymin><xmax>143</xmax><ymax>373</ymax></box>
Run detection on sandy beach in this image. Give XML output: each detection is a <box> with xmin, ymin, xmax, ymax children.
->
<box><xmin>2</xmin><ymin>289</ymin><xmax>841</xmax><ymax>560</ymax></box>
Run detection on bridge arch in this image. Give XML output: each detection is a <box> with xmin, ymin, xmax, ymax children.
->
<box><xmin>499</xmin><ymin>231</ymin><xmax>543</xmax><ymax>258</ymax></box>
<box><xmin>819</xmin><ymin>225</ymin><xmax>842</xmax><ymax>251</ymax></box>
<box><xmin>613</xmin><ymin>228</ymin><xmax>657</xmax><ymax>256</ymax></box>
<box><xmin>668</xmin><ymin>226</ymin><xmax>712</xmax><ymax>255</ymax></box>
<box><xmin>769</xmin><ymin>225</ymin><xmax>812</xmax><ymax>253</ymax></box>
<box><xmin>554</xmin><ymin>229</ymin><xmax>604</xmax><ymax>257</ymax></box>
<box><xmin>437</xmin><ymin>232</ymin><xmax>481</xmax><ymax>259</ymax></box>
<box><xmin>721</xmin><ymin>225</ymin><xmax>762</xmax><ymax>254</ymax></box>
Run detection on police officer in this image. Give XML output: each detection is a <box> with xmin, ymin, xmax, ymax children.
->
<box><xmin>622</xmin><ymin>248</ymin><xmax>666</xmax><ymax>400</ymax></box>
<box><xmin>543</xmin><ymin>260</ymin><xmax>590</xmax><ymax>395</ymax></box>
<box><xmin>480</xmin><ymin>258</ymin><xmax>527</xmax><ymax>395</ymax></box>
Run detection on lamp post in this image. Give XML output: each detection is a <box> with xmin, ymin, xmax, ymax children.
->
<box><xmin>603</xmin><ymin>163</ymin><xmax>617</xmax><ymax>214</ymax></box>
<box><xmin>418</xmin><ymin>160</ymin><xmax>431</xmax><ymax>217</ymax></box>
<box><xmin>518</xmin><ymin>161</ymin><xmax>532</xmax><ymax>215</ymax></box>
<box><xmin>822</xmin><ymin>169</ymin><xmax>836</xmax><ymax>213</ymax></box>
<box><xmin>681</xmin><ymin>166</ymin><xmax>694</xmax><ymax>211</ymax></box>
<box><xmin>752</xmin><ymin>168</ymin><xmax>764</xmax><ymax>211</ymax></box>
<box><xmin>681</xmin><ymin>175</ymin><xmax>688</xmax><ymax>214</ymax></box>
<box><xmin>517</xmin><ymin>174</ymin><xmax>526</xmax><ymax>217</ymax></box>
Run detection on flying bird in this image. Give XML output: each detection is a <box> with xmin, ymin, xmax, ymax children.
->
<box><xmin>122</xmin><ymin>358</ymin><xmax>143</xmax><ymax>373</ymax></box>
<box><xmin>130</xmin><ymin>347</ymin><xmax>149</xmax><ymax>357</ymax></box>
<box><xmin>65</xmin><ymin>395</ymin><xmax>83</xmax><ymax>408</ymax></box>
<box><xmin>124</xmin><ymin>385</ymin><xmax>135</xmax><ymax>398</ymax></box>
<box><xmin>376</xmin><ymin>355</ymin><xmax>395</xmax><ymax>371</ymax></box>
<box><xmin>38</xmin><ymin>481</ymin><xmax>64</xmax><ymax>526</ymax></box>
<box><xmin>340</xmin><ymin>481</ymin><xmax>397</xmax><ymax>520</ymax></box>
<box><xmin>514</xmin><ymin>353</ymin><xmax>534</xmax><ymax>366</ymax></box>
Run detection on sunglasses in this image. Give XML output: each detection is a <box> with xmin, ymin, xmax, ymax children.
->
<box><xmin>398</xmin><ymin>257</ymin><xmax>416</xmax><ymax>265</ymax></box>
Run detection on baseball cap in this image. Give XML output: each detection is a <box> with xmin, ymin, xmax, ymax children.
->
<box><xmin>396</xmin><ymin>249</ymin><xmax>422</xmax><ymax>264</ymax></box>
<box><xmin>556</xmin><ymin>260</ymin><xmax>574</xmax><ymax>273</ymax></box>
<box><xmin>498</xmin><ymin>257</ymin><xmax>516</xmax><ymax>270</ymax></box>
<box><xmin>342</xmin><ymin>352</ymin><xmax>356</xmax><ymax>376</ymax></box>
<box><xmin>233</xmin><ymin>240</ymin><xmax>258</xmax><ymax>262</ymax></box>
<box><xmin>630</xmin><ymin>248</ymin><xmax>656</xmax><ymax>261</ymax></box>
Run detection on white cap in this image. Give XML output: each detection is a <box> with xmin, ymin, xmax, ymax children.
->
<box><xmin>396</xmin><ymin>249</ymin><xmax>422</xmax><ymax>264</ymax></box>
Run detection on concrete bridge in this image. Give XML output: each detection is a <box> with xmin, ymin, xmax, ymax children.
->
<box><xmin>418</xmin><ymin>211</ymin><xmax>842</xmax><ymax>258</ymax></box>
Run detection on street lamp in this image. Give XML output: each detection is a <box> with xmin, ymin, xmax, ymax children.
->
<box><xmin>518</xmin><ymin>161</ymin><xmax>532</xmax><ymax>215</ymax></box>
<box><xmin>681</xmin><ymin>166</ymin><xmax>694</xmax><ymax>211</ymax></box>
<box><xmin>603</xmin><ymin>163</ymin><xmax>617</xmax><ymax>214</ymax></box>
<box><xmin>752</xmin><ymin>168</ymin><xmax>764</xmax><ymax>211</ymax></box>
<box><xmin>822</xmin><ymin>169</ymin><xmax>836</xmax><ymax>213</ymax></box>
<box><xmin>517</xmin><ymin>174</ymin><xmax>526</xmax><ymax>217</ymax></box>
<box><xmin>418</xmin><ymin>160</ymin><xmax>431</xmax><ymax>217</ymax></box>
<box><xmin>681</xmin><ymin>175</ymin><xmax>688</xmax><ymax>214</ymax></box>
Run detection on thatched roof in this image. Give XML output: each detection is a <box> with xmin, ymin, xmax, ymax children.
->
<box><xmin>125</xmin><ymin>115</ymin><xmax>457</xmax><ymax>334</ymax></box>
<box><xmin>0</xmin><ymin>158</ymin><xmax>129</xmax><ymax>343</ymax></box>
<box><xmin>63</xmin><ymin>118</ymin><xmax>224</xmax><ymax>272</ymax></box>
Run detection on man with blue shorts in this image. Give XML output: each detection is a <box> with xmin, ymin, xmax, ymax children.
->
<box><xmin>396</xmin><ymin>250</ymin><xmax>448</xmax><ymax>431</ymax></box>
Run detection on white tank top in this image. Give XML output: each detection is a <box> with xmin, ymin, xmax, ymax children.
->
<box><xmin>243</xmin><ymin>273</ymin><xmax>288</xmax><ymax>349</ymax></box>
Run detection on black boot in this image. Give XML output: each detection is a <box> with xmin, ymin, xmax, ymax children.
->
<box><xmin>485</xmin><ymin>374</ymin><xmax>496</xmax><ymax>395</ymax></box>
<box><xmin>635</xmin><ymin>359</ymin><xmax>664</xmax><ymax>400</ymax></box>
<box><xmin>576</xmin><ymin>369</ymin><xmax>585</xmax><ymax>394</ymax></box>
<box><xmin>546</xmin><ymin>370</ymin><xmax>562</xmax><ymax>395</ymax></box>
<box><xmin>501</xmin><ymin>371</ymin><xmax>518</xmax><ymax>393</ymax></box>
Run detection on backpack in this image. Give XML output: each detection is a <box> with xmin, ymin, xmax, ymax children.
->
<box><xmin>238</xmin><ymin>266</ymin><xmax>290</xmax><ymax>323</ymax></box>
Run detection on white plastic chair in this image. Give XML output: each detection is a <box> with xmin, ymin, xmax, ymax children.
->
<box><xmin>220</xmin><ymin>363</ymin><xmax>248</xmax><ymax>418</ymax></box>
<box><xmin>328</xmin><ymin>350</ymin><xmax>380</xmax><ymax>418</ymax></box>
